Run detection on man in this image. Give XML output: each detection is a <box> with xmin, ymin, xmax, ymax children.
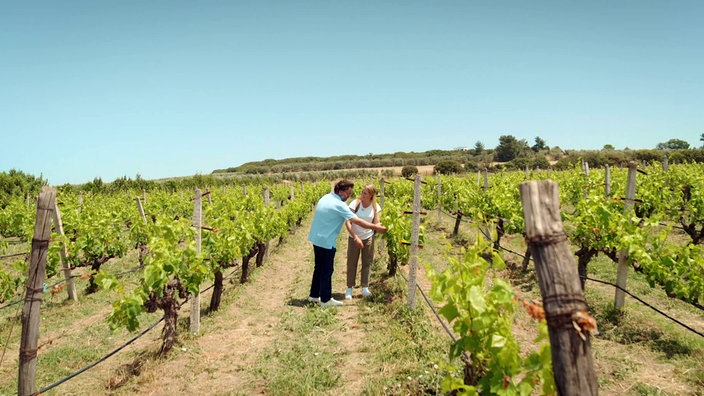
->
<box><xmin>308</xmin><ymin>180</ymin><xmax>387</xmax><ymax>306</ymax></box>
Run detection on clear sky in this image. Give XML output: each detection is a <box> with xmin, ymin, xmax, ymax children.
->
<box><xmin>1</xmin><ymin>1</ymin><xmax>702</xmax><ymax>185</ymax></box>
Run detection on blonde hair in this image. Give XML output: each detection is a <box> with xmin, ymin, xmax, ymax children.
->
<box><xmin>352</xmin><ymin>184</ymin><xmax>378</xmax><ymax>217</ymax></box>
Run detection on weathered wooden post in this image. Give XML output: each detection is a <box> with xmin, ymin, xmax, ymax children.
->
<box><xmin>407</xmin><ymin>174</ymin><xmax>422</xmax><ymax>308</ymax></box>
<box><xmin>190</xmin><ymin>188</ymin><xmax>202</xmax><ymax>334</ymax></box>
<box><xmin>52</xmin><ymin>202</ymin><xmax>78</xmax><ymax>302</ymax></box>
<box><xmin>18</xmin><ymin>187</ymin><xmax>56</xmax><ymax>396</ymax></box>
<box><xmin>263</xmin><ymin>187</ymin><xmax>271</xmax><ymax>261</ymax></box>
<box><xmin>615</xmin><ymin>162</ymin><xmax>638</xmax><ymax>310</ymax></box>
<box><xmin>519</xmin><ymin>180</ymin><xmax>598</xmax><ymax>396</ymax></box>
<box><xmin>136</xmin><ymin>197</ymin><xmax>147</xmax><ymax>222</ymax></box>
<box><xmin>662</xmin><ymin>155</ymin><xmax>669</xmax><ymax>172</ymax></box>
<box><xmin>604</xmin><ymin>165</ymin><xmax>611</xmax><ymax>198</ymax></box>
<box><xmin>436</xmin><ymin>174</ymin><xmax>442</xmax><ymax>224</ymax></box>
<box><xmin>379</xmin><ymin>179</ymin><xmax>386</xmax><ymax>252</ymax></box>
<box><xmin>582</xmin><ymin>160</ymin><xmax>590</xmax><ymax>199</ymax></box>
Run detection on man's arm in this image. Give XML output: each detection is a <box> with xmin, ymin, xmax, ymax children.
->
<box><xmin>349</xmin><ymin>216</ymin><xmax>387</xmax><ymax>233</ymax></box>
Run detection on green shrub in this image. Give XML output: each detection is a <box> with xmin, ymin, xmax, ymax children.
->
<box><xmin>433</xmin><ymin>160</ymin><xmax>463</xmax><ymax>175</ymax></box>
<box><xmin>401</xmin><ymin>165</ymin><xmax>419</xmax><ymax>178</ymax></box>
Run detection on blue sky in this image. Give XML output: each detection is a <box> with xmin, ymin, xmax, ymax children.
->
<box><xmin>1</xmin><ymin>1</ymin><xmax>702</xmax><ymax>185</ymax></box>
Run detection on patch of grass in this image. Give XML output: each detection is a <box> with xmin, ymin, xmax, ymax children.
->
<box><xmin>590</xmin><ymin>298</ymin><xmax>699</xmax><ymax>359</ymax></box>
<box><xmin>572</xmin><ymin>253</ymin><xmax>704</xmax><ymax>393</ymax></box>
<box><xmin>633</xmin><ymin>382</ymin><xmax>669</xmax><ymax>396</ymax></box>
<box><xmin>358</xmin><ymin>275</ymin><xmax>460</xmax><ymax>395</ymax></box>
<box><xmin>0</xmin><ymin>249</ymin><xmax>167</xmax><ymax>394</ymax></box>
<box><xmin>252</xmin><ymin>306</ymin><xmax>342</xmax><ymax>395</ymax></box>
<box><xmin>256</xmin><ymin>340</ymin><xmax>340</xmax><ymax>396</ymax></box>
<box><xmin>35</xmin><ymin>344</ymin><xmax>105</xmax><ymax>386</ymax></box>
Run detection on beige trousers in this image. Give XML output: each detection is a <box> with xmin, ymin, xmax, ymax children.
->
<box><xmin>346</xmin><ymin>235</ymin><xmax>374</xmax><ymax>288</ymax></box>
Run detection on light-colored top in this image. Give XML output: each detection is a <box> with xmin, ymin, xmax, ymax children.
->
<box><xmin>308</xmin><ymin>192</ymin><xmax>356</xmax><ymax>249</ymax></box>
<box><xmin>349</xmin><ymin>200</ymin><xmax>382</xmax><ymax>240</ymax></box>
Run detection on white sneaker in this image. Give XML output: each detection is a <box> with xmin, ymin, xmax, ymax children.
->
<box><xmin>307</xmin><ymin>296</ymin><xmax>320</xmax><ymax>303</ymax></box>
<box><xmin>362</xmin><ymin>287</ymin><xmax>372</xmax><ymax>297</ymax></box>
<box><xmin>345</xmin><ymin>288</ymin><xmax>353</xmax><ymax>300</ymax></box>
<box><xmin>320</xmin><ymin>298</ymin><xmax>343</xmax><ymax>307</ymax></box>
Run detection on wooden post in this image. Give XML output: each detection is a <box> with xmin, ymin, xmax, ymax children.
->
<box><xmin>615</xmin><ymin>162</ymin><xmax>637</xmax><ymax>309</ymax></box>
<box><xmin>136</xmin><ymin>197</ymin><xmax>147</xmax><ymax>223</ymax></box>
<box><xmin>52</xmin><ymin>202</ymin><xmax>78</xmax><ymax>302</ymax></box>
<box><xmin>77</xmin><ymin>191</ymin><xmax>83</xmax><ymax>208</ymax></box>
<box><xmin>190</xmin><ymin>188</ymin><xmax>202</xmax><ymax>334</ymax></box>
<box><xmin>264</xmin><ymin>187</ymin><xmax>271</xmax><ymax>261</ymax></box>
<box><xmin>407</xmin><ymin>174</ymin><xmax>421</xmax><ymax>308</ymax></box>
<box><xmin>482</xmin><ymin>169</ymin><xmax>489</xmax><ymax>190</ymax></box>
<box><xmin>582</xmin><ymin>160</ymin><xmax>590</xmax><ymax>176</ymax></box>
<box><xmin>379</xmin><ymin>179</ymin><xmax>386</xmax><ymax>252</ymax></box>
<box><xmin>662</xmin><ymin>155</ymin><xmax>669</xmax><ymax>172</ymax></box>
<box><xmin>524</xmin><ymin>165</ymin><xmax>529</xmax><ymax>179</ymax></box>
<box><xmin>436</xmin><ymin>174</ymin><xmax>442</xmax><ymax>224</ymax></box>
<box><xmin>477</xmin><ymin>170</ymin><xmax>481</xmax><ymax>187</ymax></box>
<box><xmin>518</xmin><ymin>180</ymin><xmax>598</xmax><ymax>396</ymax></box>
<box><xmin>142</xmin><ymin>189</ymin><xmax>147</xmax><ymax>205</ymax></box>
<box><xmin>604</xmin><ymin>165</ymin><xmax>611</xmax><ymax>198</ymax></box>
<box><xmin>289</xmin><ymin>184</ymin><xmax>295</xmax><ymax>201</ymax></box>
<box><xmin>18</xmin><ymin>187</ymin><xmax>56</xmax><ymax>396</ymax></box>
<box><xmin>205</xmin><ymin>188</ymin><xmax>212</xmax><ymax>204</ymax></box>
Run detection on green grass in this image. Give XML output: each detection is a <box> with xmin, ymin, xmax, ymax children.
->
<box><xmin>358</xmin><ymin>289</ymin><xmax>455</xmax><ymax>395</ymax></box>
<box><xmin>252</xmin><ymin>307</ymin><xmax>342</xmax><ymax>395</ymax></box>
<box><xmin>0</xmin><ymin>249</ymin><xmax>158</xmax><ymax>395</ymax></box>
<box><xmin>247</xmin><ymin>251</ymin><xmax>460</xmax><ymax>396</ymax></box>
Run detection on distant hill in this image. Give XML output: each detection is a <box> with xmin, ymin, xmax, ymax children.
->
<box><xmin>212</xmin><ymin>147</ymin><xmax>704</xmax><ymax>176</ymax></box>
<box><xmin>212</xmin><ymin>149</ymin><xmax>474</xmax><ymax>175</ymax></box>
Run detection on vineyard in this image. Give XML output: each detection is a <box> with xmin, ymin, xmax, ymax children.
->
<box><xmin>1</xmin><ymin>163</ymin><xmax>703</xmax><ymax>395</ymax></box>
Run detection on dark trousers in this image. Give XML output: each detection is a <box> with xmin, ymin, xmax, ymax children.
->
<box><xmin>309</xmin><ymin>245</ymin><xmax>336</xmax><ymax>303</ymax></box>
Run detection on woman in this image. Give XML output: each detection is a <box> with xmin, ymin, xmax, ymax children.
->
<box><xmin>344</xmin><ymin>184</ymin><xmax>382</xmax><ymax>299</ymax></box>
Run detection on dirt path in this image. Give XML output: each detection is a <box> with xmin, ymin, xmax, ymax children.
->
<box><xmin>125</xmin><ymin>229</ymin><xmax>316</xmax><ymax>395</ymax></box>
<box><xmin>56</xmin><ymin>214</ymin><xmax>386</xmax><ymax>395</ymax></box>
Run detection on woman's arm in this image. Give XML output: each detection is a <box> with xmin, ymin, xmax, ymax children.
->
<box><xmin>372</xmin><ymin>210</ymin><xmax>381</xmax><ymax>225</ymax></box>
<box><xmin>349</xmin><ymin>216</ymin><xmax>387</xmax><ymax>233</ymax></box>
<box><xmin>345</xmin><ymin>220</ymin><xmax>364</xmax><ymax>248</ymax></box>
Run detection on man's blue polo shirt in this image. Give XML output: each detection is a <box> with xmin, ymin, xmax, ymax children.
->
<box><xmin>308</xmin><ymin>192</ymin><xmax>356</xmax><ymax>249</ymax></box>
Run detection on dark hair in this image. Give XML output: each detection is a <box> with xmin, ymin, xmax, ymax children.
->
<box><xmin>334</xmin><ymin>179</ymin><xmax>354</xmax><ymax>194</ymax></box>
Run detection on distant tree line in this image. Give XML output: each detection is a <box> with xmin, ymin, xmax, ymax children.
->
<box><xmin>3</xmin><ymin>135</ymin><xmax>702</xmax><ymax>198</ymax></box>
<box><xmin>214</xmin><ymin>150</ymin><xmax>471</xmax><ymax>175</ymax></box>
<box><xmin>208</xmin><ymin>134</ymin><xmax>703</xmax><ymax>178</ymax></box>
<box><xmin>0</xmin><ymin>170</ymin><xmax>47</xmax><ymax>209</ymax></box>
